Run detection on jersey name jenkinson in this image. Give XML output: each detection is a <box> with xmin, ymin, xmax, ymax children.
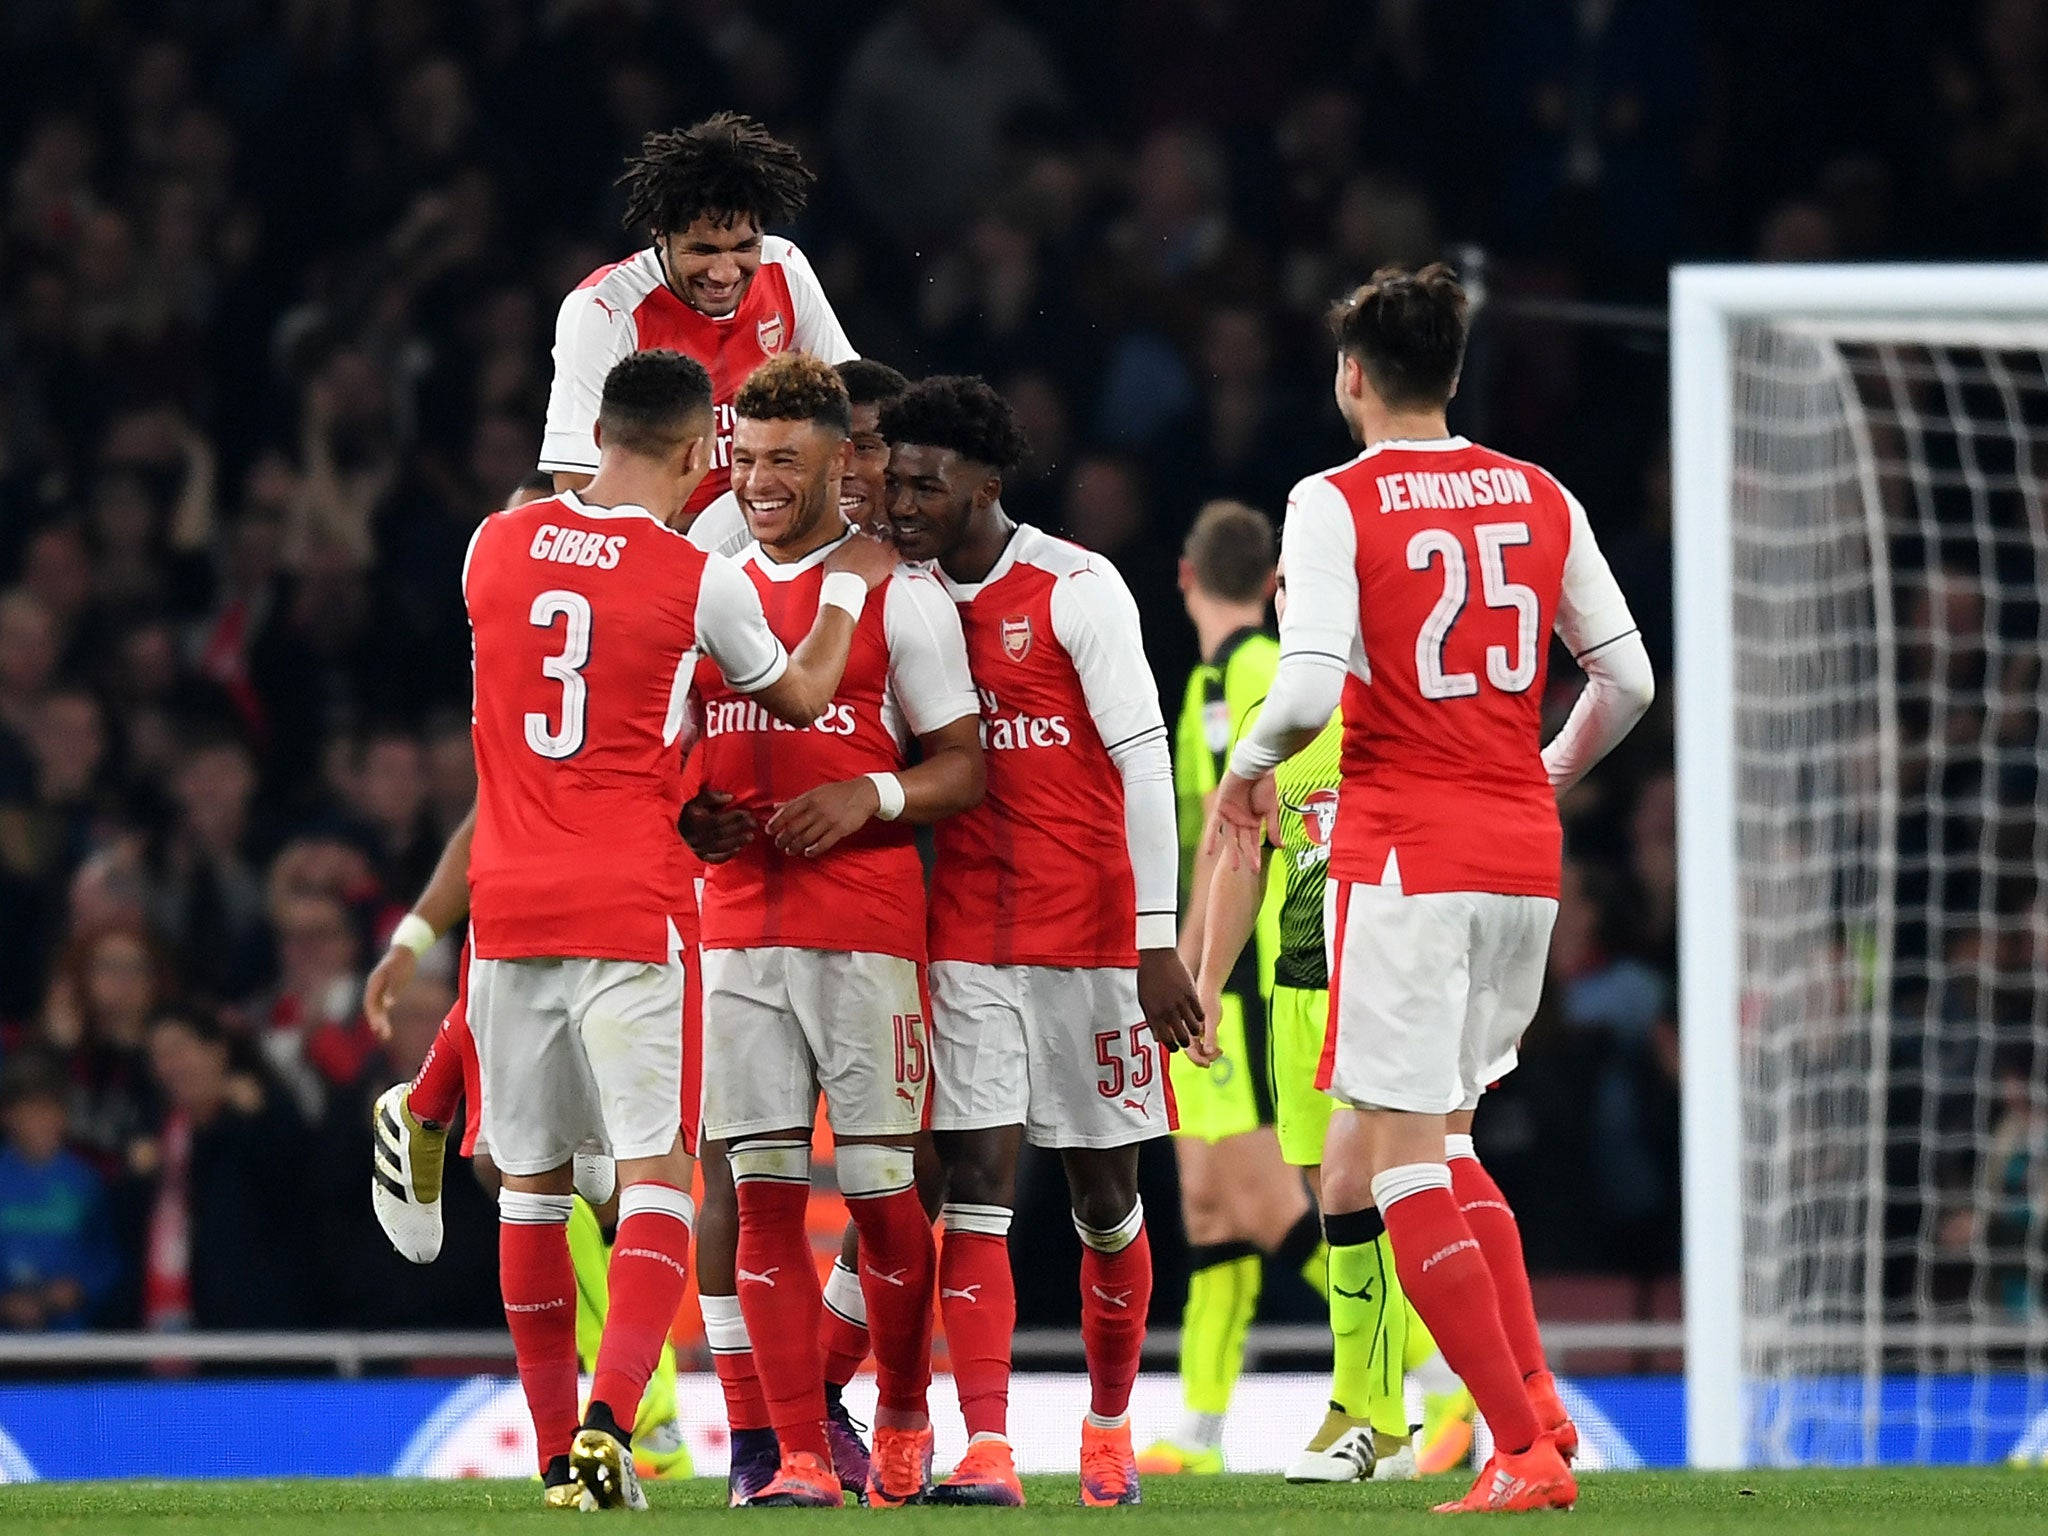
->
<box><xmin>1375</xmin><ymin>466</ymin><xmax>1534</xmax><ymax>513</ymax></box>
<box><xmin>975</xmin><ymin>686</ymin><xmax>1072</xmax><ymax>751</ymax></box>
<box><xmin>700</xmin><ymin>696</ymin><xmax>859</xmax><ymax>738</ymax></box>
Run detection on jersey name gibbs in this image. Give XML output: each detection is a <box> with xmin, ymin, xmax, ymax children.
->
<box><xmin>693</xmin><ymin>552</ymin><xmax>922</xmax><ymax>961</ymax></box>
<box><xmin>1322</xmin><ymin>440</ymin><xmax>1571</xmax><ymax>899</ymax></box>
<box><xmin>465</xmin><ymin>494</ymin><xmax>710</xmax><ymax>962</ymax></box>
<box><xmin>932</xmin><ymin>527</ymin><xmax>1136</xmax><ymax>969</ymax></box>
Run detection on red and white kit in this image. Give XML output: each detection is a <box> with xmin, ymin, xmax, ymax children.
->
<box><xmin>693</xmin><ymin>532</ymin><xmax>977</xmax><ymax>1143</ymax></box>
<box><xmin>1237</xmin><ymin>438</ymin><xmax>1641</xmax><ymax>1115</ymax></box>
<box><xmin>926</xmin><ymin>524</ymin><xmax>1179</xmax><ymax>1149</ymax></box>
<box><xmin>464</xmin><ymin>491</ymin><xmax>794</xmax><ymax>1175</ymax></box>
<box><xmin>538</xmin><ymin>242</ymin><xmax>855</xmax><ymax>516</ymax></box>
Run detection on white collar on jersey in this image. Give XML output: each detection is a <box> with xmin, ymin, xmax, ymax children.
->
<box><xmin>1354</xmin><ymin>435</ymin><xmax>1472</xmax><ymax>459</ymax></box>
<box><xmin>555</xmin><ymin>488</ymin><xmax>669</xmax><ymax>528</ymax></box>
<box><xmin>741</xmin><ymin>526</ymin><xmax>850</xmax><ymax>581</ymax></box>
<box><xmin>932</xmin><ymin>517</ymin><xmax>1032</xmax><ymax>601</ymax></box>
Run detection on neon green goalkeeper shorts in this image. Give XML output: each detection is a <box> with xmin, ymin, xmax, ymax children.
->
<box><xmin>1270</xmin><ymin>983</ymin><xmax>1337</xmax><ymax>1167</ymax></box>
<box><xmin>1168</xmin><ymin>991</ymin><xmax>1273</xmax><ymax>1142</ymax></box>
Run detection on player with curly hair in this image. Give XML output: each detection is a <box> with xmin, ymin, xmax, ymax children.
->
<box><xmin>538</xmin><ymin>112</ymin><xmax>856</xmax><ymax>530</ymax></box>
<box><xmin>874</xmin><ymin>375</ymin><xmax>1203</xmax><ymax>1507</ymax></box>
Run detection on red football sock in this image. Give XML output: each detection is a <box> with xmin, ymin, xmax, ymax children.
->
<box><xmin>1076</xmin><ymin>1204</ymin><xmax>1150</xmax><ymax>1421</ymax></box>
<box><xmin>590</xmin><ymin>1182</ymin><xmax>695</xmax><ymax>1432</ymax></box>
<box><xmin>408</xmin><ymin>1007</ymin><xmax>469</xmax><ymax>1127</ymax></box>
<box><xmin>702</xmin><ymin>1293</ymin><xmax>771</xmax><ymax>1432</ymax></box>
<box><xmin>732</xmin><ymin>1144</ymin><xmax>830</xmax><ymax>1462</ymax></box>
<box><xmin>840</xmin><ymin>1146</ymin><xmax>935</xmax><ymax>1420</ymax></box>
<box><xmin>1374</xmin><ymin>1166</ymin><xmax>1542</xmax><ymax>1454</ymax></box>
<box><xmin>820</xmin><ymin>1259</ymin><xmax>871</xmax><ymax>1389</ymax></box>
<box><xmin>499</xmin><ymin>1190</ymin><xmax>579</xmax><ymax>1470</ymax></box>
<box><xmin>939</xmin><ymin>1204</ymin><xmax>1016</xmax><ymax>1438</ymax></box>
<box><xmin>1449</xmin><ymin>1142</ymin><xmax>1550</xmax><ymax>1382</ymax></box>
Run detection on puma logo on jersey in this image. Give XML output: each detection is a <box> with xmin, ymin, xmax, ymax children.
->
<box><xmin>895</xmin><ymin>1086</ymin><xmax>916</xmax><ymax>1103</ymax></box>
<box><xmin>863</xmin><ymin>1266</ymin><xmax>909</xmax><ymax>1288</ymax></box>
<box><xmin>1121</xmin><ymin>1098</ymin><xmax>1146</xmax><ymax>1112</ymax></box>
<box><xmin>529</xmin><ymin>525</ymin><xmax>627</xmax><ymax>569</ymax></box>
<box><xmin>1333</xmin><ymin>1280</ymin><xmax>1375</xmax><ymax>1302</ymax></box>
<box><xmin>941</xmin><ymin>1284</ymin><xmax>982</xmax><ymax>1303</ymax></box>
<box><xmin>738</xmin><ymin>1267</ymin><xmax>780</xmax><ymax>1287</ymax></box>
<box><xmin>1090</xmin><ymin>1285</ymin><xmax>1133</xmax><ymax>1309</ymax></box>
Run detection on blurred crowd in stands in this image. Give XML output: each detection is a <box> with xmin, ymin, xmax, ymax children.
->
<box><xmin>0</xmin><ymin>0</ymin><xmax>2041</xmax><ymax>1337</ymax></box>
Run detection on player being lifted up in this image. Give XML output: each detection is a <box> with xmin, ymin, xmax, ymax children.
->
<box><xmin>540</xmin><ymin>112</ymin><xmax>855</xmax><ymax>526</ymax></box>
<box><xmin>684</xmin><ymin>355</ymin><xmax>984</xmax><ymax>1510</ymax></box>
<box><xmin>1216</xmin><ymin>266</ymin><xmax>1654</xmax><ymax>1514</ymax></box>
<box><xmin>880</xmin><ymin>377</ymin><xmax>1204</xmax><ymax>1508</ymax></box>
<box><xmin>462</xmin><ymin>349</ymin><xmax>894</xmax><ymax>1511</ymax></box>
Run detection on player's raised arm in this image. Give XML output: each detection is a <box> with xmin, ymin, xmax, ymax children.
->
<box><xmin>1218</xmin><ymin>476</ymin><xmax>1358</xmax><ymax>859</ymax></box>
<box><xmin>539</xmin><ymin>283</ymin><xmax>634</xmax><ymax>494</ymax></box>
<box><xmin>767</xmin><ymin>567</ymin><xmax>986</xmax><ymax>858</ymax></box>
<box><xmin>1540</xmin><ymin>488</ymin><xmax>1656</xmax><ymax>793</ymax></box>
<box><xmin>1052</xmin><ymin>558</ymin><xmax>1202</xmax><ymax>1049</ymax></box>
<box><xmin>364</xmin><ymin>803</ymin><xmax>474</xmax><ymax>1039</ymax></box>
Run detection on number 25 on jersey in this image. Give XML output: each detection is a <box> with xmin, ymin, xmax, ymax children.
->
<box><xmin>1407</xmin><ymin>520</ymin><xmax>1538</xmax><ymax>701</ymax></box>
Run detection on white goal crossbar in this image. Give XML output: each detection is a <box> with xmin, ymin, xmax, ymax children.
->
<box><xmin>1672</xmin><ymin>263</ymin><xmax>2048</xmax><ymax>1469</ymax></box>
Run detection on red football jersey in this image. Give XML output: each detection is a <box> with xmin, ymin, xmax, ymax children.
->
<box><xmin>929</xmin><ymin>526</ymin><xmax>1166</xmax><ymax>969</ymax></box>
<box><xmin>538</xmin><ymin>240</ymin><xmax>856</xmax><ymax>515</ymax></box>
<box><xmin>694</xmin><ymin>536</ymin><xmax>976</xmax><ymax>961</ymax></box>
<box><xmin>1308</xmin><ymin>440</ymin><xmax>1575</xmax><ymax>898</ymax></box>
<box><xmin>465</xmin><ymin>491</ymin><xmax>787</xmax><ymax>960</ymax></box>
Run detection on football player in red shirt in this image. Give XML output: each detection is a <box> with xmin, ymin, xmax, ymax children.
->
<box><xmin>540</xmin><ymin>113</ymin><xmax>856</xmax><ymax>530</ymax></box>
<box><xmin>1216</xmin><ymin>267</ymin><xmax>1654</xmax><ymax>1514</ymax></box>
<box><xmin>684</xmin><ymin>354</ymin><xmax>984</xmax><ymax>1509</ymax></box>
<box><xmin>878</xmin><ymin>377</ymin><xmax>1204</xmax><ymax>1507</ymax></box>
<box><xmin>461</xmin><ymin>349</ymin><xmax>893</xmax><ymax>1510</ymax></box>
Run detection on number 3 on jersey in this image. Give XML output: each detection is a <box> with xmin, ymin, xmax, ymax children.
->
<box><xmin>1407</xmin><ymin>520</ymin><xmax>1539</xmax><ymax>700</ymax></box>
<box><xmin>526</xmin><ymin>589</ymin><xmax>591</xmax><ymax>758</ymax></box>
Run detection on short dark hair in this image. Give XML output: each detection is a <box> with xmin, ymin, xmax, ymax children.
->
<box><xmin>619</xmin><ymin>112</ymin><xmax>815</xmax><ymax>236</ymax></box>
<box><xmin>878</xmin><ymin>375</ymin><xmax>1030</xmax><ymax>473</ymax></box>
<box><xmin>836</xmin><ymin>358</ymin><xmax>910</xmax><ymax>411</ymax></box>
<box><xmin>598</xmin><ymin>349</ymin><xmax>714</xmax><ymax>457</ymax></box>
<box><xmin>512</xmin><ymin>470</ymin><xmax>554</xmax><ymax>498</ymax></box>
<box><xmin>1183</xmin><ymin>501</ymin><xmax>1275</xmax><ymax>603</ymax></box>
<box><xmin>733</xmin><ymin>353</ymin><xmax>852</xmax><ymax>436</ymax></box>
<box><xmin>1328</xmin><ymin>262</ymin><xmax>1469</xmax><ymax>410</ymax></box>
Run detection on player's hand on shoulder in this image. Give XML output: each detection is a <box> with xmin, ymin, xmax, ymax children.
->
<box><xmin>1138</xmin><ymin>947</ymin><xmax>1203</xmax><ymax>1056</ymax></box>
<box><xmin>765</xmin><ymin>776</ymin><xmax>880</xmax><ymax>859</ymax></box>
<box><xmin>363</xmin><ymin>945</ymin><xmax>419</xmax><ymax>1041</ymax></box>
<box><xmin>823</xmin><ymin>524</ymin><xmax>898</xmax><ymax>589</ymax></box>
<box><xmin>679</xmin><ymin>788</ymin><xmax>756</xmax><ymax>863</ymax></box>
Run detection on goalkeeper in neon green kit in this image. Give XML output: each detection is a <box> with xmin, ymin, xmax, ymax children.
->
<box><xmin>1186</xmin><ymin>555</ymin><xmax>1473</xmax><ymax>1482</ymax></box>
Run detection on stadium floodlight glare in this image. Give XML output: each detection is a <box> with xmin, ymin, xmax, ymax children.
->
<box><xmin>1673</xmin><ymin>264</ymin><xmax>2048</xmax><ymax>1470</ymax></box>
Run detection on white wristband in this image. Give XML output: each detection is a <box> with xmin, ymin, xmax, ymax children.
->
<box><xmin>866</xmin><ymin>771</ymin><xmax>905</xmax><ymax>821</ymax></box>
<box><xmin>390</xmin><ymin>913</ymin><xmax>438</xmax><ymax>958</ymax></box>
<box><xmin>819</xmin><ymin>571</ymin><xmax>868</xmax><ymax>622</ymax></box>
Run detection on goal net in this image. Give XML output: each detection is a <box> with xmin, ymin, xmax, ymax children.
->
<box><xmin>1676</xmin><ymin>269</ymin><xmax>2048</xmax><ymax>1467</ymax></box>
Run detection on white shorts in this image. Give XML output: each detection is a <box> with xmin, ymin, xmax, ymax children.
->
<box><xmin>470</xmin><ymin>950</ymin><xmax>687</xmax><ymax>1177</ymax></box>
<box><xmin>1322</xmin><ymin>877</ymin><xmax>1558</xmax><ymax>1115</ymax></box>
<box><xmin>927</xmin><ymin>962</ymin><xmax>1170</xmax><ymax>1150</ymax></box>
<box><xmin>699</xmin><ymin>946</ymin><xmax>929</xmax><ymax>1142</ymax></box>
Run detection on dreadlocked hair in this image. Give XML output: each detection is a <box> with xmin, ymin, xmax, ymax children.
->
<box><xmin>619</xmin><ymin>112</ymin><xmax>816</xmax><ymax>236</ymax></box>
<box><xmin>734</xmin><ymin>353</ymin><xmax>851</xmax><ymax>436</ymax></box>
<box><xmin>878</xmin><ymin>375</ymin><xmax>1030</xmax><ymax>473</ymax></box>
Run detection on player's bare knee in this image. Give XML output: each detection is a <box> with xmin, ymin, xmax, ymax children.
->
<box><xmin>935</xmin><ymin>1127</ymin><xmax>1020</xmax><ymax>1209</ymax></box>
<box><xmin>1063</xmin><ymin>1148</ymin><xmax>1141</xmax><ymax>1234</ymax></box>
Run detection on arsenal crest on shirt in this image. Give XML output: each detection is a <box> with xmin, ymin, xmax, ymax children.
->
<box><xmin>1001</xmin><ymin>615</ymin><xmax>1032</xmax><ymax>662</ymax></box>
<box><xmin>757</xmin><ymin>313</ymin><xmax>786</xmax><ymax>354</ymax></box>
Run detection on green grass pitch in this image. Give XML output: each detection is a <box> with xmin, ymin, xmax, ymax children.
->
<box><xmin>0</xmin><ymin>1471</ymin><xmax>2043</xmax><ymax>1534</ymax></box>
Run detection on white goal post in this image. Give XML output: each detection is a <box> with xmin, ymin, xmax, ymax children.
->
<box><xmin>1673</xmin><ymin>264</ymin><xmax>2048</xmax><ymax>1469</ymax></box>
